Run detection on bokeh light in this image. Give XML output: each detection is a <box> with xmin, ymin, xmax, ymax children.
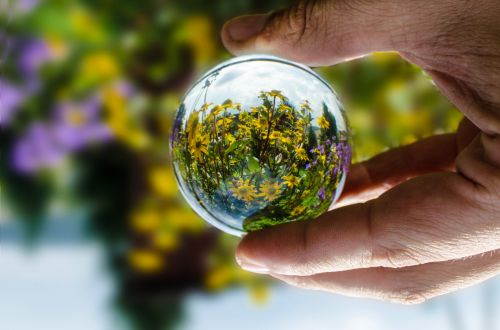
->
<box><xmin>1</xmin><ymin>1</ymin><xmax>494</xmax><ymax>330</ymax></box>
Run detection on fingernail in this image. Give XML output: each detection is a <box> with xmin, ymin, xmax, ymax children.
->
<box><xmin>236</xmin><ymin>255</ymin><xmax>269</xmax><ymax>274</ymax></box>
<box><xmin>225</xmin><ymin>14</ymin><xmax>269</xmax><ymax>42</ymax></box>
<box><xmin>241</xmin><ymin>262</ymin><xmax>270</xmax><ymax>274</ymax></box>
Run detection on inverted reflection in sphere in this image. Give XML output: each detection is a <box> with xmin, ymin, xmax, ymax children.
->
<box><xmin>171</xmin><ymin>55</ymin><xmax>351</xmax><ymax>236</ymax></box>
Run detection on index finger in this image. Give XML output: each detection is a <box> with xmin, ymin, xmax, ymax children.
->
<box><xmin>236</xmin><ymin>170</ymin><xmax>500</xmax><ymax>276</ymax></box>
<box><xmin>336</xmin><ymin>133</ymin><xmax>459</xmax><ymax>208</ymax></box>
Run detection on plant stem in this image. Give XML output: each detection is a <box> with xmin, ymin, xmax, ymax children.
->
<box><xmin>260</xmin><ymin>96</ymin><xmax>276</xmax><ymax>164</ymax></box>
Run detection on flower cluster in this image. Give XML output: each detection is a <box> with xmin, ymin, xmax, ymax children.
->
<box><xmin>12</xmin><ymin>97</ymin><xmax>113</xmax><ymax>173</ymax></box>
<box><xmin>2</xmin><ymin>0</ymin><xmax>464</xmax><ymax>322</ymax></box>
<box><xmin>172</xmin><ymin>90</ymin><xmax>350</xmax><ymax>231</ymax></box>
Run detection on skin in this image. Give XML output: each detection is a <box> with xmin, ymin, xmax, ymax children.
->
<box><xmin>220</xmin><ymin>0</ymin><xmax>500</xmax><ymax>304</ymax></box>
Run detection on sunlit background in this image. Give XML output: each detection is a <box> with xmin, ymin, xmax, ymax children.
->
<box><xmin>0</xmin><ymin>1</ymin><xmax>498</xmax><ymax>329</ymax></box>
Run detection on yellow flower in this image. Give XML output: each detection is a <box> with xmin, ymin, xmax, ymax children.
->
<box><xmin>282</xmin><ymin>174</ymin><xmax>300</xmax><ymax>188</ymax></box>
<box><xmin>216</xmin><ymin>117</ymin><xmax>232</xmax><ymax>129</ymax></box>
<box><xmin>225</xmin><ymin>133</ymin><xmax>236</xmax><ymax>146</ymax></box>
<box><xmin>128</xmin><ymin>249</ymin><xmax>163</xmax><ymax>273</ymax></box>
<box><xmin>279</xmin><ymin>136</ymin><xmax>292</xmax><ymax>144</ymax></box>
<box><xmin>238</xmin><ymin>111</ymin><xmax>251</xmax><ymax>126</ymax></box>
<box><xmin>222</xmin><ymin>100</ymin><xmax>240</xmax><ymax>110</ymax></box>
<box><xmin>258</xmin><ymin>180</ymin><xmax>282</xmax><ymax>202</ymax></box>
<box><xmin>130</xmin><ymin>209</ymin><xmax>161</xmax><ymax>233</ymax></box>
<box><xmin>189</xmin><ymin>131</ymin><xmax>209</xmax><ymax>162</ymax></box>
<box><xmin>211</xmin><ymin>105</ymin><xmax>224</xmax><ymax>116</ymax></box>
<box><xmin>70</xmin><ymin>8</ymin><xmax>104</xmax><ymax>42</ymax></box>
<box><xmin>165</xmin><ymin>209</ymin><xmax>204</xmax><ymax>232</ymax></box>
<box><xmin>268</xmin><ymin>90</ymin><xmax>285</xmax><ymax>100</ymax></box>
<box><xmin>333</xmin><ymin>175</ymin><xmax>341</xmax><ymax>189</ymax></box>
<box><xmin>278</xmin><ymin>104</ymin><xmax>292</xmax><ymax>112</ymax></box>
<box><xmin>250</xmin><ymin>284</ymin><xmax>269</xmax><ymax>305</ymax></box>
<box><xmin>80</xmin><ymin>52</ymin><xmax>119</xmax><ymax>83</ymax></box>
<box><xmin>317</xmin><ymin>115</ymin><xmax>330</xmax><ymax>129</ymax></box>
<box><xmin>291</xmin><ymin>205</ymin><xmax>306</xmax><ymax>217</ymax></box>
<box><xmin>200</xmin><ymin>102</ymin><xmax>212</xmax><ymax>112</ymax></box>
<box><xmin>104</xmin><ymin>86</ymin><xmax>150</xmax><ymax>149</ymax></box>
<box><xmin>45</xmin><ymin>34</ymin><xmax>68</xmax><ymax>60</ymax></box>
<box><xmin>186</xmin><ymin>111</ymin><xmax>200</xmax><ymax>137</ymax></box>
<box><xmin>209</xmin><ymin>101</ymin><xmax>239</xmax><ymax>117</ymax></box>
<box><xmin>149</xmin><ymin>167</ymin><xmax>179</xmax><ymax>198</ymax></box>
<box><xmin>236</xmin><ymin>121</ymin><xmax>252</xmax><ymax>137</ymax></box>
<box><xmin>300</xmin><ymin>101</ymin><xmax>312</xmax><ymax>112</ymax></box>
<box><xmin>65</xmin><ymin>107</ymin><xmax>87</xmax><ymax>126</ymax></box>
<box><xmin>230</xmin><ymin>179</ymin><xmax>257</xmax><ymax>202</ymax></box>
<box><xmin>124</xmin><ymin>130</ymin><xmax>150</xmax><ymax>149</ymax></box>
<box><xmin>295</xmin><ymin>147</ymin><xmax>308</xmax><ymax>161</ymax></box>
<box><xmin>205</xmin><ymin>266</ymin><xmax>234</xmax><ymax>290</ymax></box>
<box><xmin>253</xmin><ymin>116</ymin><xmax>268</xmax><ymax>130</ymax></box>
<box><xmin>269</xmin><ymin>131</ymin><xmax>282</xmax><ymax>140</ymax></box>
<box><xmin>153</xmin><ymin>231</ymin><xmax>178</xmax><ymax>251</ymax></box>
<box><xmin>181</xmin><ymin>16</ymin><xmax>216</xmax><ymax>65</ymax></box>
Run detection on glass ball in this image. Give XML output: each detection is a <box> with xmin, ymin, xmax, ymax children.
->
<box><xmin>171</xmin><ymin>55</ymin><xmax>351</xmax><ymax>236</ymax></box>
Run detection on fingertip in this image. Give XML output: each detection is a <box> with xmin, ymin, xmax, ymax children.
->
<box><xmin>236</xmin><ymin>229</ymin><xmax>265</xmax><ymax>260</ymax></box>
<box><xmin>235</xmin><ymin>231</ymin><xmax>271</xmax><ymax>274</ymax></box>
<box><xmin>220</xmin><ymin>12</ymin><xmax>338</xmax><ymax>66</ymax></box>
<box><xmin>221</xmin><ymin>14</ymin><xmax>269</xmax><ymax>55</ymax></box>
<box><xmin>220</xmin><ymin>19</ymin><xmax>239</xmax><ymax>55</ymax></box>
<box><xmin>224</xmin><ymin>14</ymin><xmax>269</xmax><ymax>42</ymax></box>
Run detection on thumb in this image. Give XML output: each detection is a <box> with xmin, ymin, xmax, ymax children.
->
<box><xmin>221</xmin><ymin>0</ymin><xmax>451</xmax><ymax>66</ymax></box>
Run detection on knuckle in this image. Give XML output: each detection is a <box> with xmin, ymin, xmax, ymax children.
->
<box><xmin>371</xmin><ymin>243</ymin><xmax>420</xmax><ymax>268</ymax></box>
<box><xmin>456</xmin><ymin>136</ymin><xmax>500</xmax><ymax>195</ymax></box>
<box><xmin>389</xmin><ymin>288</ymin><xmax>429</xmax><ymax>305</ymax></box>
<box><xmin>366</xmin><ymin>201</ymin><xmax>422</xmax><ymax>268</ymax></box>
<box><xmin>388</xmin><ymin>273</ymin><xmax>432</xmax><ymax>305</ymax></box>
<box><xmin>263</xmin><ymin>0</ymin><xmax>326</xmax><ymax>45</ymax></box>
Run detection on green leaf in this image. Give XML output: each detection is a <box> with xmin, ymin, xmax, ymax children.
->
<box><xmin>225</xmin><ymin>140</ymin><xmax>241</xmax><ymax>154</ymax></box>
<box><xmin>247</xmin><ymin>156</ymin><xmax>260</xmax><ymax>172</ymax></box>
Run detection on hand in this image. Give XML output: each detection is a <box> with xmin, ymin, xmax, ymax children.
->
<box><xmin>221</xmin><ymin>0</ymin><xmax>500</xmax><ymax>304</ymax></box>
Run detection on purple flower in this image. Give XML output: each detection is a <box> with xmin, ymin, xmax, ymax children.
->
<box><xmin>15</xmin><ymin>0</ymin><xmax>40</xmax><ymax>14</ymax></box>
<box><xmin>11</xmin><ymin>96</ymin><xmax>114</xmax><ymax>173</ymax></box>
<box><xmin>12</xmin><ymin>123</ymin><xmax>65</xmax><ymax>173</ymax></box>
<box><xmin>305</xmin><ymin>163</ymin><xmax>311</xmax><ymax>170</ymax></box>
<box><xmin>0</xmin><ymin>79</ymin><xmax>25</xmax><ymax>126</ymax></box>
<box><xmin>332</xmin><ymin>166</ymin><xmax>339</xmax><ymax>177</ymax></box>
<box><xmin>18</xmin><ymin>39</ymin><xmax>51</xmax><ymax>85</ymax></box>
<box><xmin>318</xmin><ymin>145</ymin><xmax>325</xmax><ymax>154</ymax></box>
<box><xmin>52</xmin><ymin>96</ymin><xmax>112</xmax><ymax>150</ymax></box>
<box><xmin>318</xmin><ymin>186</ymin><xmax>325</xmax><ymax>201</ymax></box>
<box><xmin>334</xmin><ymin>141</ymin><xmax>352</xmax><ymax>174</ymax></box>
<box><xmin>113</xmin><ymin>80</ymin><xmax>135</xmax><ymax>96</ymax></box>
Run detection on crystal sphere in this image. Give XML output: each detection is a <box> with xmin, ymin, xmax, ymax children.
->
<box><xmin>171</xmin><ymin>55</ymin><xmax>351</xmax><ymax>236</ymax></box>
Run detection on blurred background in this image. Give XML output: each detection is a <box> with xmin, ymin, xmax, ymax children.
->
<box><xmin>0</xmin><ymin>0</ymin><xmax>498</xmax><ymax>329</ymax></box>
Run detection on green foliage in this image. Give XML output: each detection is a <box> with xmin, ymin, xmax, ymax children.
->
<box><xmin>172</xmin><ymin>89</ymin><xmax>349</xmax><ymax>232</ymax></box>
